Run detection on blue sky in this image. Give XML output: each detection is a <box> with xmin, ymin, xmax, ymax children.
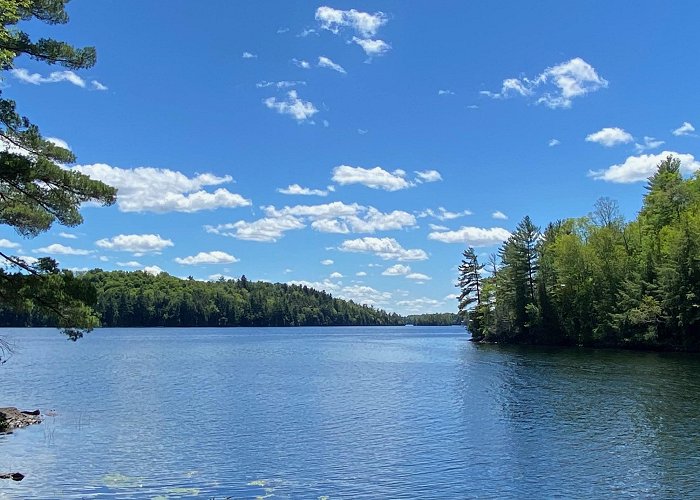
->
<box><xmin>1</xmin><ymin>1</ymin><xmax>699</xmax><ymax>314</ymax></box>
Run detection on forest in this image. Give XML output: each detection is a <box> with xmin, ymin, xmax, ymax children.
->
<box><xmin>458</xmin><ymin>156</ymin><xmax>700</xmax><ymax>350</ymax></box>
<box><xmin>0</xmin><ymin>270</ymin><xmax>458</xmax><ymax>328</ymax></box>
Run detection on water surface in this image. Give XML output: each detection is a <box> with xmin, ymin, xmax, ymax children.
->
<box><xmin>0</xmin><ymin>327</ymin><xmax>698</xmax><ymax>498</ymax></box>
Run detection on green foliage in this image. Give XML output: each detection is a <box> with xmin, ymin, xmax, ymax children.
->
<box><xmin>465</xmin><ymin>155</ymin><xmax>700</xmax><ymax>351</ymax></box>
<box><xmin>0</xmin><ymin>0</ymin><xmax>116</xmax><ymax>339</ymax></box>
<box><xmin>0</xmin><ymin>270</ymin><xmax>457</xmax><ymax>328</ymax></box>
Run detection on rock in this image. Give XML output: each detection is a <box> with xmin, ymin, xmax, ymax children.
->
<box><xmin>0</xmin><ymin>473</ymin><xmax>24</xmax><ymax>481</ymax></box>
<box><xmin>20</xmin><ymin>409</ymin><xmax>40</xmax><ymax>416</ymax></box>
<box><xmin>0</xmin><ymin>407</ymin><xmax>42</xmax><ymax>432</ymax></box>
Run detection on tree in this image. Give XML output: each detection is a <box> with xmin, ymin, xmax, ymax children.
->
<box><xmin>0</xmin><ymin>1</ymin><xmax>116</xmax><ymax>343</ymax></box>
<box><xmin>456</xmin><ymin>247</ymin><xmax>484</xmax><ymax>338</ymax></box>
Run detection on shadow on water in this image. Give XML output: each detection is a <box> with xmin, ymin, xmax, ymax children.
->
<box><xmin>456</xmin><ymin>341</ymin><xmax>700</xmax><ymax>497</ymax></box>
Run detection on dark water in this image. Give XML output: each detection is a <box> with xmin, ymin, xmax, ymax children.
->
<box><xmin>0</xmin><ymin>327</ymin><xmax>699</xmax><ymax>498</ymax></box>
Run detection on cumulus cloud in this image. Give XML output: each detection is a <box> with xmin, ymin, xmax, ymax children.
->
<box><xmin>205</xmin><ymin>215</ymin><xmax>305</xmax><ymax>242</ymax></box>
<box><xmin>438</xmin><ymin>89</ymin><xmax>455</xmax><ymax>96</ymax></box>
<box><xmin>143</xmin><ymin>265</ymin><xmax>164</xmax><ymax>276</ymax></box>
<box><xmin>264</xmin><ymin>90</ymin><xmax>318</xmax><ymax>122</ymax></box>
<box><xmin>72</xmin><ymin>164</ymin><xmax>251</xmax><ymax>213</ymax></box>
<box><xmin>352</xmin><ymin>37</ymin><xmax>391</xmax><ymax>57</ymax></box>
<box><xmin>356</xmin><ymin>271</ymin><xmax>367</xmax><ymax>277</ymax></box>
<box><xmin>339</xmin><ymin>237</ymin><xmax>428</xmax><ymax>261</ymax></box>
<box><xmin>634</xmin><ymin>136</ymin><xmax>665</xmax><ymax>153</ymax></box>
<box><xmin>337</xmin><ymin>284</ymin><xmax>391</xmax><ymax>306</ymax></box>
<box><xmin>548</xmin><ymin>138</ymin><xmax>561</xmax><ymax>147</ymax></box>
<box><xmin>406</xmin><ymin>272</ymin><xmax>431</xmax><ymax>281</ymax></box>
<box><xmin>95</xmin><ymin>234</ymin><xmax>174</xmax><ymax>254</ymax></box>
<box><xmin>332</xmin><ymin>165</ymin><xmax>412</xmax><ymax>191</ymax></box>
<box><xmin>174</xmin><ymin>251</ymin><xmax>239</xmax><ymax>265</ymax></box>
<box><xmin>46</xmin><ymin>137</ymin><xmax>71</xmax><ymax>150</ymax></box>
<box><xmin>419</xmin><ymin>207</ymin><xmax>472</xmax><ymax>221</ymax></box>
<box><xmin>242</xmin><ymin>52</ymin><xmax>257</xmax><ymax>59</ymax></box>
<box><xmin>589</xmin><ymin>151</ymin><xmax>700</xmax><ymax>183</ymax></box>
<box><xmin>11</xmin><ymin>68</ymin><xmax>86</xmax><ymax>87</ymax></box>
<box><xmin>428</xmin><ymin>224</ymin><xmax>449</xmax><ymax>231</ymax></box>
<box><xmin>428</xmin><ymin>226</ymin><xmax>511</xmax><ymax>246</ymax></box>
<box><xmin>672</xmin><ymin>122</ymin><xmax>695</xmax><ymax>137</ymax></box>
<box><xmin>482</xmin><ymin>57</ymin><xmax>607</xmax><ymax>109</ymax></box>
<box><xmin>34</xmin><ymin>243</ymin><xmax>92</xmax><ymax>255</ymax></box>
<box><xmin>396</xmin><ymin>297</ymin><xmax>442</xmax><ymax>313</ymax></box>
<box><xmin>585</xmin><ymin>127</ymin><xmax>634</xmax><ymax>147</ymax></box>
<box><xmin>315</xmin><ymin>6</ymin><xmax>387</xmax><ymax>37</ymax></box>
<box><xmin>277</xmin><ymin>184</ymin><xmax>329</xmax><ymax>196</ymax></box>
<box><xmin>0</xmin><ymin>238</ymin><xmax>20</xmax><ymax>249</ymax></box>
<box><xmin>321</xmin><ymin>259</ymin><xmax>334</xmax><ymax>265</ymax></box>
<box><xmin>382</xmin><ymin>264</ymin><xmax>411</xmax><ymax>276</ymax></box>
<box><xmin>117</xmin><ymin>261</ymin><xmax>142</xmax><ymax>268</ymax></box>
<box><xmin>414</xmin><ymin>170</ymin><xmax>443</xmax><ymax>183</ymax></box>
<box><xmin>318</xmin><ymin>56</ymin><xmax>347</xmax><ymax>74</ymax></box>
<box><xmin>492</xmin><ymin>211</ymin><xmax>508</xmax><ymax>220</ymax></box>
<box><xmin>265</xmin><ymin>202</ymin><xmax>416</xmax><ymax>234</ymax></box>
<box><xmin>329</xmin><ymin>271</ymin><xmax>344</xmax><ymax>279</ymax></box>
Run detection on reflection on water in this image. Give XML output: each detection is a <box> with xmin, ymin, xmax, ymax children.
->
<box><xmin>0</xmin><ymin>327</ymin><xmax>698</xmax><ymax>498</ymax></box>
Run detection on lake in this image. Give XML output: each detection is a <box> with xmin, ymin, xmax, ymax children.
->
<box><xmin>0</xmin><ymin>326</ymin><xmax>699</xmax><ymax>498</ymax></box>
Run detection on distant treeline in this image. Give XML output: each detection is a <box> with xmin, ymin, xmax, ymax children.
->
<box><xmin>458</xmin><ymin>156</ymin><xmax>700</xmax><ymax>351</ymax></box>
<box><xmin>0</xmin><ymin>270</ymin><xmax>458</xmax><ymax>328</ymax></box>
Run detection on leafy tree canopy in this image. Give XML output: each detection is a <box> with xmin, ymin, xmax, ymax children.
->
<box><xmin>0</xmin><ymin>0</ymin><xmax>116</xmax><ymax>342</ymax></box>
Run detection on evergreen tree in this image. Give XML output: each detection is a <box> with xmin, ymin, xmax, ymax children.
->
<box><xmin>456</xmin><ymin>247</ymin><xmax>484</xmax><ymax>338</ymax></box>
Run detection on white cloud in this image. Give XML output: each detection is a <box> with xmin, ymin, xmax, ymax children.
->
<box><xmin>292</xmin><ymin>58</ymin><xmax>311</xmax><ymax>69</ymax></box>
<box><xmin>329</xmin><ymin>271</ymin><xmax>344</xmax><ymax>279</ymax></box>
<box><xmin>589</xmin><ymin>151</ymin><xmax>700</xmax><ymax>183</ymax></box>
<box><xmin>492</xmin><ymin>211</ymin><xmax>508</xmax><ymax>220</ymax></box>
<box><xmin>46</xmin><ymin>137</ymin><xmax>71</xmax><ymax>150</ymax></box>
<box><xmin>336</xmin><ymin>284</ymin><xmax>391</xmax><ymax>306</ymax></box>
<box><xmin>117</xmin><ymin>261</ymin><xmax>142</xmax><ymax>268</ymax></box>
<box><xmin>635</xmin><ymin>136</ymin><xmax>665</xmax><ymax>153</ymax></box>
<box><xmin>419</xmin><ymin>207</ymin><xmax>472</xmax><ymax>221</ymax></box>
<box><xmin>483</xmin><ymin>57</ymin><xmax>607</xmax><ymax>109</ymax></box>
<box><xmin>264</xmin><ymin>90</ymin><xmax>318</xmax><ymax>122</ymax></box>
<box><xmin>264</xmin><ymin>202</ymin><xmax>416</xmax><ymax>234</ymax></box>
<box><xmin>406</xmin><ymin>272</ymin><xmax>431</xmax><ymax>281</ymax></box>
<box><xmin>352</xmin><ymin>37</ymin><xmax>391</xmax><ymax>57</ymax></box>
<box><xmin>321</xmin><ymin>259</ymin><xmax>334</xmax><ymax>266</ymax></box>
<box><xmin>414</xmin><ymin>170</ymin><xmax>442</xmax><ymax>183</ymax></box>
<box><xmin>356</xmin><ymin>271</ymin><xmax>367</xmax><ymax>277</ymax></box>
<box><xmin>315</xmin><ymin>6</ymin><xmax>387</xmax><ymax>37</ymax></box>
<box><xmin>382</xmin><ymin>264</ymin><xmax>411</xmax><ymax>276</ymax></box>
<box><xmin>438</xmin><ymin>89</ymin><xmax>455</xmax><ymax>95</ymax></box>
<box><xmin>72</xmin><ymin>164</ymin><xmax>251</xmax><ymax>213</ymax></box>
<box><xmin>96</xmin><ymin>234</ymin><xmax>174</xmax><ymax>254</ymax></box>
<box><xmin>428</xmin><ymin>226</ymin><xmax>511</xmax><ymax>246</ymax></box>
<box><xmin>91</xmin><ymin>80</ymin><xmax>108</xmax><ymax>91</ymax></box>
<box><xmin>205</xmin><ymin>215</ymin><xmax>305</xmax><ymax>242</ymax></box>
<box><xmin>34</xmin><ymin>243</ymin><xmax>92</xmax><ymax>255</ymax></box>
<box><xmin>0</xmin><ymin>238</ymin><xmax>20</xmax><ymax>249</ymax></box>
<box><xmin>288</xmin><ymin>279</ymin><xmax>341</xmax><ymax>293</ymax></box>
<box><xmin>428</xmin><ymin>224</ymin><xmax>449</xmax><ymax>231</ymax></box>
<box><xmin>357</xmin><ymin>128</ymin><xmax>368</xmax><ymax>135</ymax></box>
<box><xmin>242</xmin><ymin>52</ymin><xmax>257</xmax><ymax>59</ymax></box>
<box><xmin>332</xmin><ymin>165</ymin><xmax>412</xmax><ymax>191</ymax></box>
<box><xmin>339</xmin><ymin>237</ymin><xmax>428</xmax><ymax>261</ymax></box>
<box><xmin>277</xmin><ymin>184</ymin><xmax>329</xmax><ymax>196</ymax></box>
<box><xmin>11</xmin><ymin>68</ymin><xmax>86</xmax><ymax>88</ymax></box>
<box><xmin>256</xmin><ymin>80</ymin><xmax>305</xmax><ymax>89</ymax></box>
<box><xmin>318</xmin><ymin>56</ymin><xmax>347</xmax><ymax>74</ymax></box>
<box><xmin>672</xmin><ymin>122</ymin><xmax>695</xmax><ymax>137</ymax></box>
<box><xmin>143</xmin><ymin>265</ymin><xmax>164</xmax><ymax>276</ymax></box>
<box><xmin>548</xmin><ymin>138</ymin><xmax>560</xmax><ymax>147</ymax></box>
<box><xmin>396</xmin><ymin>297</ymin><xmax>441</xmax><ymax>313</ymax></box>
<box><xmin>174</xmin><ymin>251</ymin><xmax>239</xmax><ymax>265</ymax></box>
<box><xmin>208</xmin><ymin>273</ymin><xmax>237</xmax><ymax>281</ymax></box>
<box><xmin>585</xmin><ymin>127</ymin><xmax>634</xmax><ymax>147</ymax></box>
<box><xmin>58</xmin><ymin>232</ymin><xmax>78</xmax><ymax>239</ymax></box>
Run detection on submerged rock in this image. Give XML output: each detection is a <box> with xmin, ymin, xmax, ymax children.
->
<box><xmin>0</xmin><ymin>407</ymin><xmax>42</xmax><ymax>433</ymax></box>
